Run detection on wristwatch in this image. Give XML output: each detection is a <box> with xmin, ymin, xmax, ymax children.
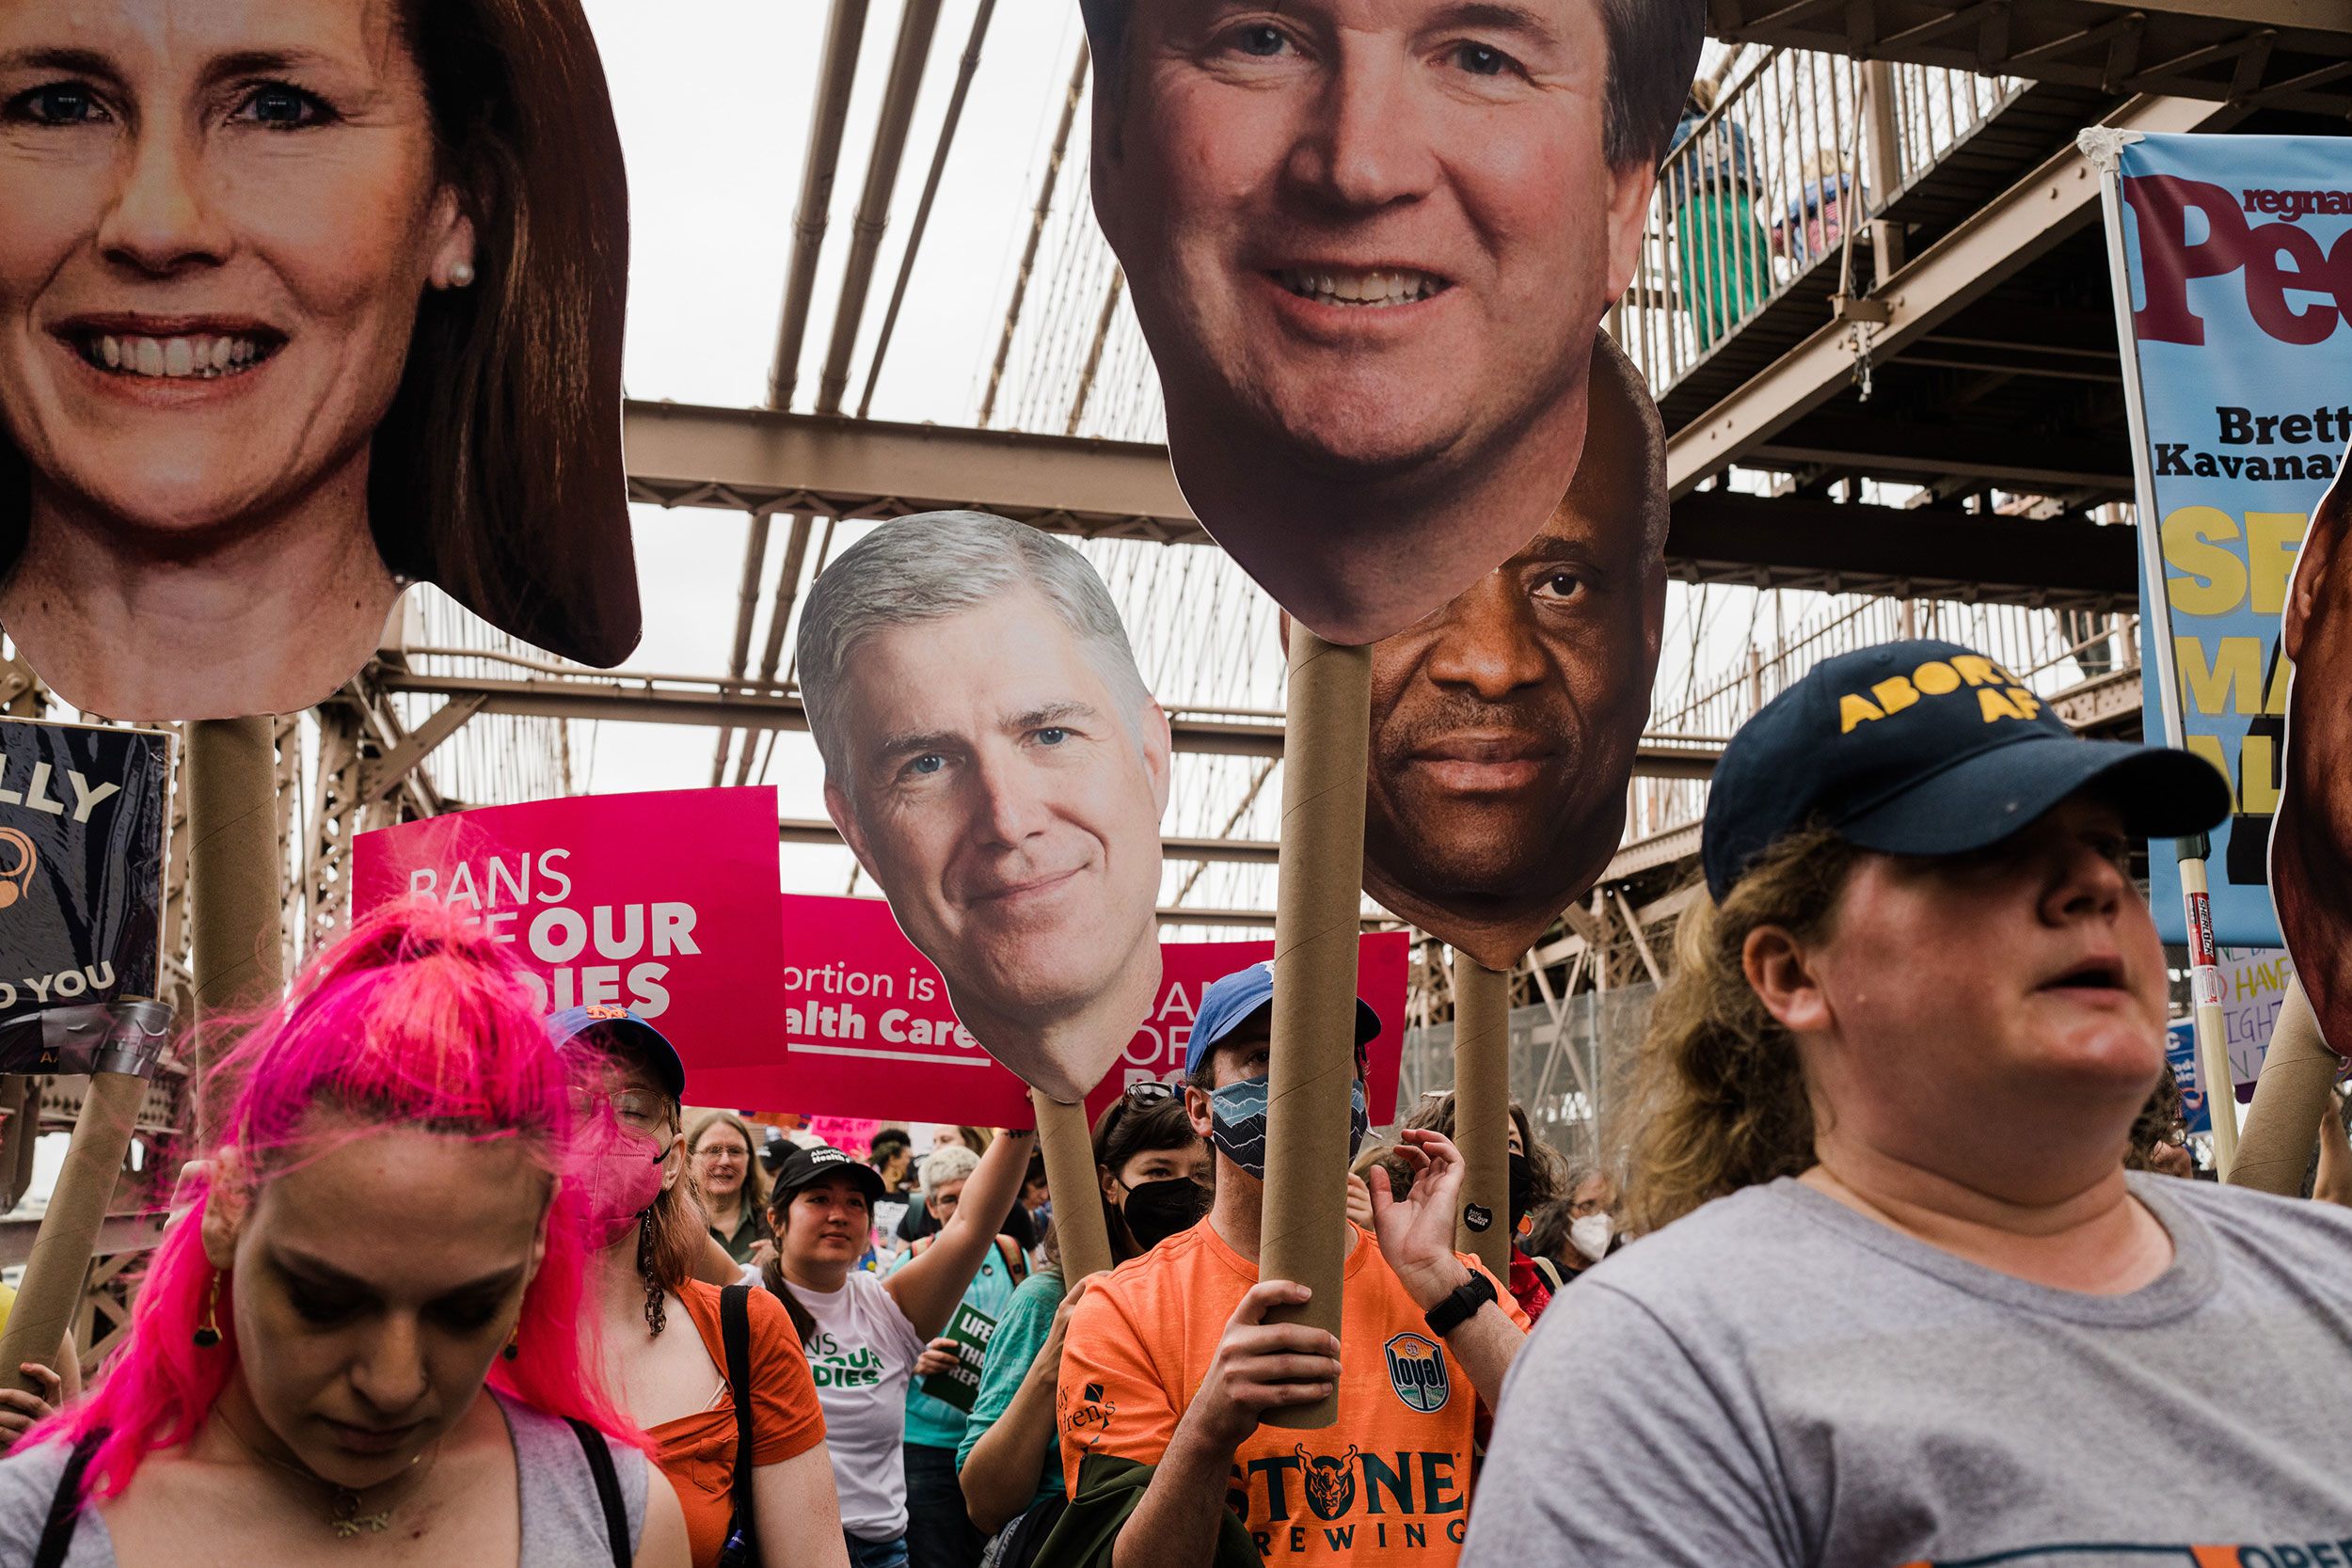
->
<box><xmin>1422</xmin><ymin>1269</ymin><xmax>1497</xmax><ymax>1338</ymax></box>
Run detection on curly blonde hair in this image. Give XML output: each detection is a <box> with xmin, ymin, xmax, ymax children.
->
<box><xmin>1620</xmin><ymin>829</ymin><xmax>1862</xmax><ymax>1235</ymax></box>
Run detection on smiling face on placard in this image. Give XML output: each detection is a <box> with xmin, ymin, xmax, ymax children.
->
<box><xmin>2274</xmin><ymin>455</ymin><xmax>2352</xmax><ymax>1058</ymax></box>
<box><xmin>1084</xmin><ymin>0</ymin><xmax>1696</xmax><ymax>644</ymax></box>
<box><xmin>803</xmin><ymin>515</ymin><xmax>1173</xmax><ymax>1103</ymax></box>
<box><xmin>1359</xmin><ymin>334</ymin><xmax>1665</xmax><ymax>967</ymax></box>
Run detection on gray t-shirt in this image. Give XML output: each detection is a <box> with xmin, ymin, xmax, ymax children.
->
<box><xmin>0</xmin><ymin>1387</ymin><xmax>647</xmax><ymax>1566</ymax></box>
<box><xmin>1462</xmin><ymin>1174</ymin><xmax>2352</xmax><ymax>1567</ymax></box>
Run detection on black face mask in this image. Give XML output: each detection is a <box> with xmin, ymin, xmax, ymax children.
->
<box><xmin>1119</xmin><ymin>1176</ymin><xmax>1210</xmax><ymax>1252</ymax></box>
<box><xmin>1508</xmin><ymin>1151</ymin><xmax>1535</xmax><ymax>1236</ymax></box>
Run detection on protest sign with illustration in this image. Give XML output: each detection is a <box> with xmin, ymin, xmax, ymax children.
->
<box><xmin>351</xmin><ymin>786</ymin><xmax>787</xmax><ymax>1066</ymax></box>
<box><xmin>0</xmin><ymin>719</ymin><xmax>171</xmax><ymax>1073</ymax></box>
<box><xmin>0</xmin><ymin>0</ymin><xmax>639</xmax><ymax>721</ymax></box>
<box><xmin>2098</xmin><ymin>132</ymin><xmax>2352</xmax><ymax>945</ymax></box>
<box><xmin>1074</xmin><ymin>2</ymin><xmax>1701</xmax><ymax>646</ymax></box>
<box><xmin>794</xmin><ymin>512</ymin><xmax>1169</xmax><ymax>1104</ymax></box>
<box><xmin>689</xmin><ymin>894</ymin><xmax>1411</xmax><ymax>1129</ymax></box>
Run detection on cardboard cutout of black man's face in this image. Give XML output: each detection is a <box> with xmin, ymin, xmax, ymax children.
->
<box><xmin>2274</xmin><ymin>453</ymin><xmax>2352</xmax><ymax>1060</ymax></box>
<box><xmin>1359</xmin><ymin>335</ymin><xmax>1667</xmax><ymax>968</ymax></box>
<box><xmin>799</xmin><ymin>513</ymin><xmax>1173</xmax><ymax>1104</ymax></box>
<box><xmin>1084</xmin><ymin>0</ymin><xmax>1685</xmax><ymax>646</ymax></box>
<box><xmin>0</xmin><ymin>0</ymin><xmax>638</xmax><ymax>720</ymax></box>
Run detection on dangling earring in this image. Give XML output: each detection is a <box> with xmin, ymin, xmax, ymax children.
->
<box><xmin>637</xmin><ymin>1209</ymin><xmax>666</xmax><ymax>1336</ymax></box>
<box><xmin>446</xmin><ymin>259</ymin><xmax>475</xmax><ymax>288</ymax></box>
<box><xmin>193</xmin><ymin>1272</ymin><xmax>222</xmax><ymax>1349</ymax></box>
<box><xmin>501</xmin><ymin>1326</ymin><xmax>519</xmax><ymax>1362</ymax></box>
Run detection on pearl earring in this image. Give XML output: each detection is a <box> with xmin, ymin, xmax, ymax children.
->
<box><xmin>447</xmin><ymin>260</ymin><xmax>476</xmax><ymax>289</ymax></box>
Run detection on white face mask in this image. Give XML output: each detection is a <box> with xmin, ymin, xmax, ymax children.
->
<box><xmin>1569</xmin><ymin>1212</ymin><xmax>1614</xmax><ymax>1264</ymax></box>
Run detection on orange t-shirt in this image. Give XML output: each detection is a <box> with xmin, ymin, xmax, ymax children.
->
<box><xmin>1057</xmin><ymin>1222</ymin><xmax>1528</xmax><ymax>1568</ymax></box>
<box><xmin>650</xmin><ymin>1279</ymin><xmax>828</xmax><ymax>1568</ymax></box>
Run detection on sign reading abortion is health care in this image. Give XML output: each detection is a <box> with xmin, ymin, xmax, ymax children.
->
<box><xmin>2101</xmin><ymin>132</ymin><xmax>2352</xmax><ymax>944</ymax></box>
<box><xmin>352</xmin><ymin>787</ymin><xmax>787</xmax><ymax>1067</ymax></box>
<box><xmin>691</xmin><ymin>895</ymin><xmax>1411</xmax><ymax>1127</ymax></box>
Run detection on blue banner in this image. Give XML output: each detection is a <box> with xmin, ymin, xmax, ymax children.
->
<box><xmin>2106</xmin><ymin>133</ymin><xmax>2352</xmax><ymax>945</ymax></box>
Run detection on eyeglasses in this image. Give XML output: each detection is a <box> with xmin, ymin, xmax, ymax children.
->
<box><xmin>1121</xmin><ymin>1081</ymin><xmax>1177</xmax><ymax>1105</ymax></box>
<box><xmin>693</xmin><ymin>1144</ymin><xmax>750</xmax><ymax>1162</ymax></box>
<box><xmin>568</xmin><ymin>1086</ymin><xmax>666</xmax><ymax>1134</ymax></box>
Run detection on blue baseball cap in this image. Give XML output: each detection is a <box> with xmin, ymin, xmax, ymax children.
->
<box><xmin>1701</xmin><ymin>638</ymin><xmax>2231</xmax><ymax>901</ymax></box>
<box><xmin>1184</xmin><ymin>961</ymin><xmax>1383</xmax><ymax>1079</ymax></box>
<box><xmin>548</xmin><ymin>1004</ymin><xmax>687</xmax><ymax>1102</ymax></box>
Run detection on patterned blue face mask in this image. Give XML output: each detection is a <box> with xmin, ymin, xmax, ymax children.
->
<box><xmin>1208</xmin><ymin>1074</ymin><xmax>1369</xmax><ymax>1180</ymax></box>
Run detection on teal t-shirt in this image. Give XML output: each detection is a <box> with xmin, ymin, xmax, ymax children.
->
<box><xmin>955</xmin><ymin>1267</ymin><xmax>1068</xmax><ymax>1502</ymax></box>
<box><xmin>893</xmin><ymin>1238</ymin><xmax>1023</xmax><ymax>1449</ymax></box>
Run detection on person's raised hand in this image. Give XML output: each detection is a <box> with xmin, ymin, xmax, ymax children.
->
<box><xmin>914</xmin><ymin>1337</ymin><xmax>961</xmax><ymax>1379</ymax></box>
<box><xmin>1344</xmin><ymin>1172</ymin><xmax>1375</xmax><ymax>1230</ymax></box>
<box><xmin>0</xmin><ymin>1362</ymin><xmax>63</xmax><ymax>1451</ymax></box>
<box><xmin>1179</xmin><ymin>1279</ymin><xmax>1341</xmax><ymax>1453</ymax></box>
<box><xmin>1369</xmin><ymin>1129</ymin><xmax>1475</xmax><ymax>1312</ymax></box>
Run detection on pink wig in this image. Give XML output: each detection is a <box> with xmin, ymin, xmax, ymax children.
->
<box><xmin>37</xmin><ymin>898</ymin><xmax>644</xmax><ymax>1497</ymax></box>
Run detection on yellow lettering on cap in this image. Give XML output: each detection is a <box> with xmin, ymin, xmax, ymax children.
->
<box><xmin>1913</xmin><ymin>660</ymin><xmax>1961</xmax><ymax>696</ymax></box>
<box><xmin>1952</xmin><ymin>656</ymin><xmax>1999</xmax><ymax>688</ymax></box>
<box><xmin>2007</xmin><ymin>687</ymin><xmax>2042</xmax><ymax>718</ymax></box>
<box><xmin>1979</xmin><ymin>688</ymin><xmax>2026</xmax><ymax>722</ymax></box>
<box><xmin>1872</xmin><ymin>675</ymin><xmax>1921</xmax><ymax>715</ymax></box>
<box><xmin>1839</xmin><ymin>693</ymin><xmax>1885</xmax><ymax>733</ymax></box>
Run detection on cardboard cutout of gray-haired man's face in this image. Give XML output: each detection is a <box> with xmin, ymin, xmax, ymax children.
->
<box><xmin>1360</xmin><ymin>337</ymin><xmax>1667</xmax><ymax>969</ymax></box>
<box><xmin>813</xmin><ymin>524</ymin><xmax>1173</xmax><ymax>1102</ymax></box>
<box><xmin>2274</xmin><ymin>453</ymin><xmax>2352</xmax><ymax>1060</ymax></box>
<box><xmin>1088</xmin><ymin>0</ymin><xmax>1657</xmax><ymax>645</ymax></box>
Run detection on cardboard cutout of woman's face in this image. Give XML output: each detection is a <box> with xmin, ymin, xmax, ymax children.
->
<box><xmin>0</xmin><ymin>0</ymin><xmax>636</xmax><ymax>719</ymax></box>
<box><xmin>2273</xmin><ymin>453</ymin><xmax>2352</xmax><ymax>1058</ymax></box>
<box><xmin>1087</xmin><ymin>0</ymin><xmax>1660</xmax><ymax>645</ymax></box>
<box><xmin>1359</xmin><ymin>336</ymin><xmax>1668</xmax><ymax>968</ymax></box>
<box><xmin>802</xmin><ymin>515</ymin><xmax>1173</xmax><ymax>1104</ymax></box>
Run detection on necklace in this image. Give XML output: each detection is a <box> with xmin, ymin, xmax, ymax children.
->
<box><xmin>219</xmin><ymin>1410</ymin><xmax>442</xmax><ymax>1539</ymax></box>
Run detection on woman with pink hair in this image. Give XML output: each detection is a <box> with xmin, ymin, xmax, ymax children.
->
<box><xmin>0</xmin><ymin>902</ymin><xmax>690</xmax><ymax>1566</ymax></box>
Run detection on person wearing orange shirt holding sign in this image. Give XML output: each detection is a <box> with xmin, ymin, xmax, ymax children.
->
<box><xmin>1051</xmin><ymin>962</ymin><xmax>1527</xmax><ymax>1568</ymax></box>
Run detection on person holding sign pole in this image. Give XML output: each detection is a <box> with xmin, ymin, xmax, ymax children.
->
<box><xmin>0</xmin><ymin>902</ymin><xmax>691</xmax><ymax>1567</ymax></box>
<box><xmin>553</xmin><ymin>1007</ymin><xmax>841</xmax><ymax>1568</ymax></box>
<box><xmin>761</xmin><ymin>1131</ymin><xmax>1035</xmax><ymax>1568</ymax></box>
<box><xmin>1046</xmin><ymin>963</ymin><xmax>1526</xmax><ymax>1568</ymax></box>
<box><xmin>1462</xmin><ymin>639</ymin><xmax>2352</xmax><ymax>1566</ymax></box>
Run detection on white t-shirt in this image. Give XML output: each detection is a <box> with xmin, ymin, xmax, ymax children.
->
<box><xmin>779</xmin><ymin>1269</ymin><xmax>927</xmax><ymax>1541</ymax></box>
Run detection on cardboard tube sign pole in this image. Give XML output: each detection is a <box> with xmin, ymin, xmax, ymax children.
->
<box><xmin>0</xmin><ymin>1069</ymin><xmax>150</xmax><ymax>1388</ymax></box>
<box><xmin>1032</xmin><ymin>1089</ymin><xmax>1112</xmax><ymax>1283</ymax></box>
<box><xmin>1260</xmin><ymin>626</ymin><xmax>1373</xmax><ymax>1433</ymax></box>
<box><xmin>2227</xmin><ymin>978</ymin><xmax>2338</xmax><ymax>1197</ymax></box>
<box><xmin>1450</xmin><ymin>955</ymin><xmax>1512</xmax><ymax>1275</ymax></box>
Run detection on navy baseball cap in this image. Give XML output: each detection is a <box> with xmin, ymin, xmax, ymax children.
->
<box><xmin>770</xmin><ymin>1143</ymin><xmax>885</xmax><ymax>1205</ymax></box>
<box><xmin>1184</xmin><ymin>960</ymin><xmax>1383</xmax><ymax>1079</ymax></box>
<box><xmin>548</xmin><ymin>1004</ymin><xmax>687</xmax><ymax>1102</ymax></box>
<box><xmin>1702</xmin><ymin>638</ymin><xmax>2231</xmax><ymax>900</ymax></box>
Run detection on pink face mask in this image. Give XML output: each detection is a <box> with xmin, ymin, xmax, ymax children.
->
<box><xmin>578</xmin><ymin>1115</ymin><xmax>667</xmax><ymax>1248</ymax></box>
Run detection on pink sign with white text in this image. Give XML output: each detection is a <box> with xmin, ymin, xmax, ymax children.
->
<box><xmin>691</xmin><ymin>895</ymin><xmax>1407</xmax><ymax>1127</ymax></box>
<box><xmin>351</xmin><ymin>787</ymin><xmax>786</xmax><ymax>1069</ymax></box>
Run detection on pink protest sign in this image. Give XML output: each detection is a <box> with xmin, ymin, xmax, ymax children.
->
<box><xmin>690</xmin><ymin>894</ymin><xmax>1409</xmax><ymax>1127</ymax></box>
<box><xmin>351</xmin><ymin>787</ymin><xmax>786</xmax><ymax>1069</ymax></box>
<box><xmin>804</xmin><ymin>1116</ymin><xmax>885</xmax><ymax>1154</ymax></box>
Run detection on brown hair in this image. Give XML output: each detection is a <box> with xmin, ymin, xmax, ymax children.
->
<box><xmin>634</xmin><ymin>1096</ymin><xmax>707</xmax><ymax>1334</ymax></box>
<box><xmin>2123</xmin><ymin>1066</ymin><xmax>2186</xmax><ymax>1172</ymax></box>
<box><xmin>0</xmin><ymin>0</ymin><xmax>638</xmax><ymax>667</ymax></box>
<box><xmin>1620</xmin><ymin>830</ymin><xmax>1863</xmax><ymax>1235</ymax></box>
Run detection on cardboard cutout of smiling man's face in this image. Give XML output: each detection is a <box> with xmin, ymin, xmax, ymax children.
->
<box><xmin>2274</xmin><ymin>454</ymin><xmax>2352</xmax><ymax>1060</ymax></box>
<box><xmin>800</xmin><ymin>513</ymin><xmax>1173</xmax><ymax>1103</ymax></box>
<box><xmin>1357</xmin><ymin>333</ymin><xmax>1667</xmax><ymax>967</ymax></box>
<box><xmin>1084</xmin><ymin>0</ymin><xmax>1696</xmax><ymax>645</ymax></box>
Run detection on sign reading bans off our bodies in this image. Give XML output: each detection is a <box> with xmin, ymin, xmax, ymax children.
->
<box><xmin>0</xmin><ymin>719</ymin><xmax>171</xmax><ymax>1072</ymax></box>
<box><xmin>691</xmin><ymin>895</ymin><xmax>1412</xmax><ymax>1128</ymax></box>
<box><xmin>351</xmin><ymin>786</ymin><xmax>787</xmax><ymax>1062</ymax></box>
<box><xmin>2100</xmin><ymin>132</ymin><xmax>2352</xmax><ymax>944</ymax></box>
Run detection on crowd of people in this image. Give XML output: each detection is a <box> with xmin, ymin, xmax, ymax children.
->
<box><xmin>3</xmin><ymin>635</ymin><xmax>2352</xmax><ymax>1566</ymax></box>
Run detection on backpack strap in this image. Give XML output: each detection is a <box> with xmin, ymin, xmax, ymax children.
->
<box><xmin>722</xmin><ymin>1283</ymin><xmax>758</xmax><ymax>1560</ymax></box>
<box><xmin>566</xmin><ymin>1417</ymin><xmax>631</xmax><ymax>1568</ymax></box>
<box><xmin>1531</xmin><ymin>1255</ymin><xmax>1565</xmax><ymax>1293</ymax></box>
<box><xmin>32</xmin><ymin>1430</ymin><xmax>105</xmax><ymax>1568</ymax></box>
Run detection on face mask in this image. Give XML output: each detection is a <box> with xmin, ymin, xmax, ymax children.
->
<box><xmin>579</xmin><ymin>1116</ymin><xmax>667</xmax><ymax>1248</ymax></box>
<box><xmin>1507</xmin><ymin>1151</ymin><xmax>1534</xmax><ymax>1235</ymax></box>
<box><xmin>1569</xmin><ymin>1212</ymin><xmax>1614</xmax><ymax>1264</ymax></box>
<box><xmin>1208</xmin><ymin>1075</ymin><xmax>1369</xmax><ymax>1180</ymax></box>
<box><xmin>1119</xmin><ymin>1176</ymin><xmax>1209</xmax><ymax>1251</ymax></box>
